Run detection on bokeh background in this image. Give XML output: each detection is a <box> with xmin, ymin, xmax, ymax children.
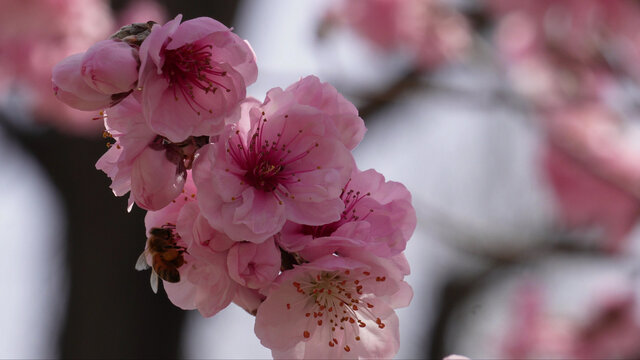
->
<box><xmin>3</xmin><ymin>0</ymin><xmax>640</xmax><ymax>358</ymax></box>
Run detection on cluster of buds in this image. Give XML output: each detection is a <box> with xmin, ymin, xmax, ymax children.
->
<box><xmin>52</xmin><ymin>14</ymin><xmax>416</xmax><ymax>359</ymax></box>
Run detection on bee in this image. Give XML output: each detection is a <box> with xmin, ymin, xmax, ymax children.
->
<box><xmin>135</xmin><ymin>225</ymin><xmax>186</xmax><ymax>293</ymax></box>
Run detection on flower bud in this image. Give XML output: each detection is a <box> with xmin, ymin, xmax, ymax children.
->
<box><xmin>52</xmin><ymin>53</ymin><xmax>113</xmax><ymax>111</ymax></box>
<box><xmin>81</xmin><ymin>39</ymin><xmax>139</xmax><ymax>94</ymax></box>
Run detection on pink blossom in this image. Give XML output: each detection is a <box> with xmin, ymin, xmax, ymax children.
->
<box><xmin>96</xmin><ymin>96</ymin><xmax>206</xmax><ymax>211</ymax></box>
<box><xmin>80</xmin><ymin>39</ymin><xmax>139</xmax><ymax>95</ymax></box>
<box><xmin>254</xmin><ymin>253</ymin><xmax>412</xmax><ymax>359</ymax></box>
<box><xmin>151</xmin><ymin>197</ymin><xmax>239</xmax><ymax>317</ymax></box>
<box><xmin>227</xmin><ymin>237</ymin><xmax>281</xmax><ymax>289</ymax></box>
<box><xmin>279</xmin><ymin>168</ymin><xmax>416</xmax><ymax>258</ymax></box>
<box><xmin>137</xmin><ymin>14</ymin><xmax>258</xmax><ymax>142</ymax></box>
<box><xmin>193</xmin><ymin>79</ymin><xmax>356</xmax><ymax>243</ymax></box>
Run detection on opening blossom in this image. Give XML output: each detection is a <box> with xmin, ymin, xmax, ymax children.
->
<box><xmin>52</xmin><ymin>13</ymin><xmax>415</xmax><ymax>360</ymax></box>
<box><xmin>96</xmin><ymin>96</ymin><xmax>201</xmax><ymax>211</ymax></box>
<box><xmin>279</xmin><ymin>168</ymin><xmax>417</xmax><ymax>258</ymax></box>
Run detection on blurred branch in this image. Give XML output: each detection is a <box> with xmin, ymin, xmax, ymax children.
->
<box><xmin>357</xmin><ymin>69</ymin><xmax>424</xmax><ymax>119</ymax></box>
<box><xmin>416</xmin><ymin>196</ymin><xmax>604</xmax><ymax>265</ymax></box>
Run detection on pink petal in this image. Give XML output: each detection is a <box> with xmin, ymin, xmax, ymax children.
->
<box><xmin>52</xmin><ymin>53</ymin><xmax>113</xmax><ymax>110</ymax></box>
<box><xmin>131</xmin><ymin>146</ymin><xmax>185</xmax><ymax>210</ymax></box>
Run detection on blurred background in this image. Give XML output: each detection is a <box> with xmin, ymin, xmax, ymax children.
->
<box><xmin>3</xmin><ymin>0</ymin><xmax>640</xmax><ymax>358</ymax></box>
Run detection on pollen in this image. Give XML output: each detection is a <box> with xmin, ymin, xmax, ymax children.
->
<box><xmin>289</xmin><ymin>269</ymin><xmax>388</xmax><ymax>352</ymax></box>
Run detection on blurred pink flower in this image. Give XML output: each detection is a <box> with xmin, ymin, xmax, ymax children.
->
<box><xmin>329</xmin><ymin>0</ymin><xmax>470</xmax><ymax>70</ymax></box>
<box><xmin>118</xmin><ymin>0</ymin><xmax>167</xmax><ymax>26</ymax></box>
<box><xmin>501</xmin><ymin>282</ymin><xmax>573</xmax><ymax>358</ymax></box>
<box><xmin>573</xmin><ymin>293</ymin><xmax>640</xmax><ymax>359</ymax></box>
<box><xmin>501</xmin><ymin>280</ymin><xmax>640</xmax><ymax>359</ymax></box>
<box><xmin>491</xmin><ymin>0</ymin><xmax>640</xmax><ymax>106</ymax></box>
<box><xmin>137</xmin><ymin>14</ymin><xmax>258</xmax><ymax>142</ymax></box>
<box><xmin>541</xmin><ymin>104</ymin><xmax>640</xmax><ymax>250</ymax></box>
<box><xmin>0</xmin><ymin>0</ymin><xmax>114</xmax><ymax>134</ymax></box>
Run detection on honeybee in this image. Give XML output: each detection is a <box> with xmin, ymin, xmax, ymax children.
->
<box><xmin>135</xmin><ymin>225</ymin><xmax>186</xmax><ymax>293</ymax></box>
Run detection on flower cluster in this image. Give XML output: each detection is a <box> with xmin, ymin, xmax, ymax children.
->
<box><xmin>52</xmin><ymin>14</ymin><xmax>416</xmax><ymax>359</ymax></box>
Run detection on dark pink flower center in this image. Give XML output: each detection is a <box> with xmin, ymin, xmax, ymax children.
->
<box><xmin>286</xmin><ymin>269</ymin><xmax>388</xmax><ymax>352</ymax></box>
<box><xmin>162</xmin><ymin>42</ymin><xmax>229</xmax><ymax>114</ymax></box>
<box><xmin>226</xmin><ymin>114</ymin><xmax>319</xmax><ymax>201</ymax></box>
<box><xmin>303</xmin><ymin>180</ymin><xmax>373</xmax><ymax>238</ymax></box>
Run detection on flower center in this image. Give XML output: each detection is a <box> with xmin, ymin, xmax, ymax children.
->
<box><xmin>245</xmin><ymin>159</ymin><xmax>283</xmax><ymax>192</ymax></box>
<box><xmin>162</xmin><ymin>43</ymin><xmax>229</xmax><ymax>114</ymax></box>
<box><xmin>226</xmin><ymin>114</ymin><xmax>319</xmax><ymax>199</ymax></box>
<box><xmin>287</xmin><ymin>269</ymin><xmax>388</xmax><ymax>352</ymax></box>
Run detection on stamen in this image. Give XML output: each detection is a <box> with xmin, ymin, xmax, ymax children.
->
<box><xmin>291</xmin><ymin>270</ymin><xmax>387</xmax><ymax>352</ymax></box>
<box><xmin>162</xmin><ymin>43</ymin><xmax>230</xmax><ymax>114</ymax></box>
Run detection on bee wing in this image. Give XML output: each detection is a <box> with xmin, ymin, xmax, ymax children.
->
<box><xmin>135</xmin><ymin>250</ymin><xmax>150</xmax><ymax>271</ymax></box>
<box><xmin>150</xmin><ymin>270</ymin><xmax>159</xmax><ymax>294</ymax></box>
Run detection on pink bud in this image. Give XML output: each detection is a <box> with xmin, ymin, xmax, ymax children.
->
<box><xmin>52</xmin><ymin>53</ymin><xmax>113</xmax><ymax>111</ymax></box>
<box><xmin>131</xmin><ymin>146</ymin><xmax>186</xmax><ymax>211</ymax></box>
<box><xmin>227</xmin><ymin>238</ymin><xmax>280</xmax><ymax>289</ymax></box>
<box><xmin>81</xmin><ymin>39</ymin><xmax>139</xmax><ymax>94</ymax></box>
